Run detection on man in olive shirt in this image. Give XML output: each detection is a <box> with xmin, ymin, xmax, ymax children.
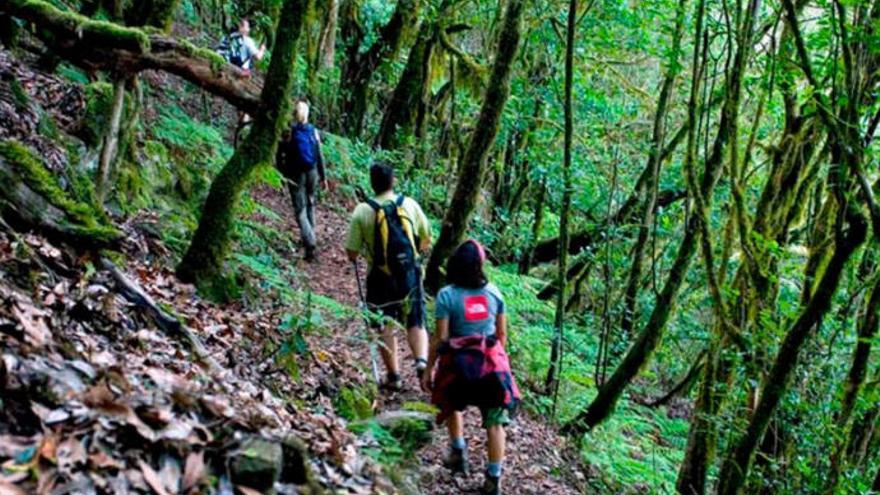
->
<box><xmin>346</xmin><ymin>163</ymin><xmax>431</xmax><ymax>390</ymax></box>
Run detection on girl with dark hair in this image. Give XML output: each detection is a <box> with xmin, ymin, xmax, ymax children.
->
<box><xmin>422</xmin><ymin>240</ymin><xmax>520</xmax><ymax>495</ymax></box>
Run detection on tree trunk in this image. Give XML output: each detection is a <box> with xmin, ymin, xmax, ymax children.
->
<box><xmin>620</xmin><ymin>0</ymin><xmax>687</xmax><ymax>338</ymax></box>
<box><xmin>0</xmin><ymin>141</ymin><xmax>120</xmax><ymax>247</ymax></box>
<box><xmin>563</xmin><ymin>0</ymin><xmax>758</xmax><ymax>434</ymax></box>
<box><xmin>125</xmin><ymin>0</ymin><xmax>181</xmax><ymax>32</ymax></box>
<box><xmin>716</xmin><ymin>202</ymin><xmax>867</xmax><ymax>494</ymax></box>
<box><xmin>544</xmin><ymin>0</ymin><xmax>577</xmax><ymax>396</ymax></box>
<box><xmin>827</xmin><ymin>270</ymin><xmax>880</xmax><ymax>488</ymax></box>
<box><xmin>375</xmin><ymin>21</ymin><xmax>435</xmax><ymax>150</ymax></box>
<box><xmin>96</xmin><ymin>77</ymin><xmax>126</xmax><ymax>200</ymax></box>
<box><xmin>176</xmin><ymin>0</ymin><xmax>306</xmax><ymax>288</ymax></box>
<box><xmin>519</xmin><ymin>179</ymin><xmax>547</xmax><ymax>274</ymax></box>
<box><xmin>3</xmin><ymin>0</ymin><xmax>264</xmax><ymax>113</ymax></box>
<box><xmin>319</xmin><ymin>0</ymin><xmax>340</xmax><ymax>69</ymax></box>
<box><xmin>338</xmin><ymin>0</ymin><xmax>420</xmax><ymax>137</ymax></box>
<box><xmin>423</xmin><ymin>0</ymin><xmax>525</xmax><ymax>293</ymax></box>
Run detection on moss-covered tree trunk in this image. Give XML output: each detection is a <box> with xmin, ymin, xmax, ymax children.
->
<box><xmin>423</xmin><ymin>0</ymin><xmax>525</xmax><ymax>293</ymax></box>
<box><xmin>338</xmin><ymin>0</ymin><xmax>420</xmax><ymax>137</ymax></box>
<box><xmin>375</xmin><ymin>21</ymin><xmax>436</xmax><ymax>150</ymax></box>
<box><xmin>176</xmin><ymin>0</ymin><xmax>305</xmax><ymax>287</ymax></box>
<box><xmin>95</xmin><ymin>77</ymin><xmax>126</xmax><ymax>199</ymax></box>
<box><xmin>716</xmin><ymin>199</ymin><xmax>867</xmax><ymax>494</ymax></box>
<box><xmin>4</xmin><ymin>0</ymin><xmax>264</xmax><ymax>113</ymax></box>
<box><xmin>319</xmin><ymin>0</ymin><xmax>340</xmax><ymax>69</ymax></box>
<box><xmin>619</xmin><ymin>0</ymin><xmax>686</xmax><ymax>339</ymax></box>
<box><xmin>563</xmin><ymin>0</ymin><xmax>758</xmax><ymax>434</ymax></box>
<box><xmin>827</xmin><ymin>266</ymin><xmax>880</xmax><ymax>488</ymax></box>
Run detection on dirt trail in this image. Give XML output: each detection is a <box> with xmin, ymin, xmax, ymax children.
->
<box><xmin>255</xmin><ymin>184</ymin><xmax>587</xmax><ymax>494</ymax></box>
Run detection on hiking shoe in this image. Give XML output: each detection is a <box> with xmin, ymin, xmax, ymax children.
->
<box><xmin>303</xmin><ymin>246</ymin><xmax>317</xmax><ymax>262</ymax></box>
<box><xmin>380</xmin><ymin>372</ymin><xmax>401</xmax><ymax>392</ymax></box>
<box><xmin>443</xmin><ymin>447</ymin><xmax>469</xmax><ymax>474</ymax></box>
<box><xmin>480</xmin><ymin>474</ymin><xmax>501</xmax><ymax>495</ymax></box>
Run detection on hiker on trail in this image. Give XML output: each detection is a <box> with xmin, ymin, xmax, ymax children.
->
<box><xmin>345</xmin><ymin>162</ymin><xmax>431</xmax><ymax>390</ymax></box>
<box><xmin>421</xmin><ymin>240</ymin><xmax>520</xmax><ymax>495</ymax></box>
<box><xmin>277</xmin><ymin>99</ymin><xmax>325</xmax><ymax>261</ymax></box>
<box><xmin>217</xmin><ymin>18</ymin><xmax>266</xmax><ymax>74</ymax></box>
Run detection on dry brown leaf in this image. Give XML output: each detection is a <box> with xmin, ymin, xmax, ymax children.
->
<box><xmin>138</xmin><ymin>461</ymin><xmax>170</xmax><ymax>495</ymax></box>
<box><xmin>181</xmin><ymin>451</ymin><xmax>205</xmax><ymax>492</ymax></box>
<box><xmin>88</xmin><ymin>450</ymin><xmax>125</xmax><ymax>471</ymax></box>
<box><xmin>0</xmin><ymin>480</ymin><xmax>28</xmax><ymax>495</ymax></box>
<box><xmin>11</xmin><ymin>303</ymin><xmax>50</xmax><ymax>347</ymax></box>
<box><xmin>56</xmin><ymin>436</ymin><xmax>87</xmax><ymax>471</ymax></box>
<box><xmin>37</xmin><ymin>433</ymin><xmax>59</xmax><ymax>463</ymax></box>
<box><xmin>234</xmin><ymin>485</ymin><xmax>263</xmax><ymax>495</ymax></box>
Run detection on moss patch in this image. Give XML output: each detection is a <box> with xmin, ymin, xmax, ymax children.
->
<box><xmin>15</xmin><ymin>0</ymin><xmax>150</xmax><ymax>52</ymax></box>
<box><xmin>0</xmin><ymin>140</ymin><xmax>119</xmax><ymax>242</ymax></box>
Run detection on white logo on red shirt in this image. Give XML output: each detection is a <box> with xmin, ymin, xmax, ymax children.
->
<box><xmin>464</xmin><ymin>295</ymin><xmax>490</xmax><ymax>321</ymax></box>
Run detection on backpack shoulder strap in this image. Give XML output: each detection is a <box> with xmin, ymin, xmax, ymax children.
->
<box><xmin>366</xmin><ymin>199</ymin><xmax>381</xmax><ymax>212</ymax></box>
<box><xmin>395</xmin><ymin>195</ymin><xmax>405</xmax><ymax>206</ymax></box>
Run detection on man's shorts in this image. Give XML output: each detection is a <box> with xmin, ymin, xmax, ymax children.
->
<box><xmin>366</xmin><ymin>269</ymin><xmax>425</xmax><ymax>330</ymax></box>
<box><xmin>480</xmin><ymin>407</ymin><xmax>510</xmax><ymax>428</ymax></box>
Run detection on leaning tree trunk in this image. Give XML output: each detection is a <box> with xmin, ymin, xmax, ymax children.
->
<box><xmin>563</xmin><ymin>0</ymin><xmax>758</xmax><ymax>434</ymax></box>
<box><xmin>716</xmin><ymin>200</ymin><xmax>867</xmax><ymax>494</ymax></box>
<box><xmin>827</xmin><ymin>268</ymin><xmax>880</xmax><ymax>489</ymax></box>
<box><xmin>2</xmin><ymin>0</ymin><xmax>264</xmax><ymax>113</ymax></box>
<box><xmin>620</xmin><ymin>0</ymin><xmax>687</xmax><ymax>338</ymax></box>
<box><xmin>423</xmin><ymin>0</ymin><xmax>525</xmax><ymax>293</ymax></box>
<box><xmin>176</xmin><ymin>0</ymin><xmax>305</xmax><ymax>288</ymax></box>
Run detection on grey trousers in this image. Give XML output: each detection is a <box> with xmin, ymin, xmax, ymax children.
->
<box><xmin>289</xmin><ymin>169</ymin><xmax>318</xmax><ymax>249</ymax></box>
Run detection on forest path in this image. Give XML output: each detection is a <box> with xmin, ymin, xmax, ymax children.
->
<box><xmin>254</xmin><ymin>184</ymin><xmax>587</xmax><ymax>494</ymax></box>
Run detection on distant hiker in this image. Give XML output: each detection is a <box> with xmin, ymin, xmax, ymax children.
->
<box><xmin>277</xmin><ymin>99</ymin><xmax>325</xmax><ymax>261</ymax></box>
<box><xmin>217</xmin><ymin>17</ymin><xmax>266</xmax><ymax>74</ymax></box>
<box><xmin>346</xmin><ymin>162</ymin><xmax>431</xmax><ymax>390</ymax></box>
<box><xmin>422</xmin><ymin>240</ymin><xmax>520</xmax><ymax>495</ymax></box>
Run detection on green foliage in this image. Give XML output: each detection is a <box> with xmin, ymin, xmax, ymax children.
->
<box><xmin>335</xmin><ymin>384</ymin><xmax>376</xmax><ymax>422</ymax></box>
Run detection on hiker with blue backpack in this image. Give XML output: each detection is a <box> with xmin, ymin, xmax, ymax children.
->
<box><xmin>345</xmin><ymin>163</ymin><xmax>431</xmax><ymax>391</ymax></box>
<box><xmin>277</xmin><ymin>99</ymin><xmax>325</xmax><ymax>261</ymax></box>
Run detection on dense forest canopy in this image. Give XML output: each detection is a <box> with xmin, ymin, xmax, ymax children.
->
<box><xmin>2</xmin><ymin>0</ymin><xmax>880</xmax><ymax>492</ymax></box>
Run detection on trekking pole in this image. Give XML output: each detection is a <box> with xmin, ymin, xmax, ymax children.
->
<box><xmin>353</xmin><ymin>261</ymin><xmax>381</xmax><ymax>385</ymax></box>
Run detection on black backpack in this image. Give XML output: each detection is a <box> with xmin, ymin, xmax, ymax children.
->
<box><xmin>217</xmin><ymin>32</ymin><xmax>248</xmax><ymax>67</ymax></box>
<box><xmin>367</xmin><ymin>195</ymin><xmax>420</xmax><ymax>296</ymax></box>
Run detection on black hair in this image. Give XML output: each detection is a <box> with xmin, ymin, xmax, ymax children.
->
<box><xmin>370</xmin><ymin>162</ymin><xmax>394</xmax><ymax>195</ymax></box>
<box><xmin>446</xmin><ymin>241</ymin><xmax>488</xmax><ymax>289</ymax></box>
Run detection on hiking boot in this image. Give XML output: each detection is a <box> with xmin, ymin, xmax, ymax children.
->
<box><xmin>304</xmin><ymin>246</ymin><xmax>317</xmax><ymax>262</ymax></box>
<box><xmin>443</xmin><ymin>447</ymin><xmax>469</xmax><ymax>474</ymax></box>
<box><xmin>380</xmin><ymin>372</ymin><xmax>401</xmax><ymax>392</ymax></box>
<box><xmin>480</xmin><ymin>474</ymin><xmax>501</xmax><ymax>495</ymax></box>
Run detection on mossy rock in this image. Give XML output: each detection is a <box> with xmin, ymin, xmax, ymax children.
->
<box><xmin>228</xmin><ymin>437</ymin><xmax>283</xmax><ymax>491</ymax></box>
<box><xmin>0</xmin><ymin>140</ymin><xmax>120</xmax><ymax>246</ymax></box>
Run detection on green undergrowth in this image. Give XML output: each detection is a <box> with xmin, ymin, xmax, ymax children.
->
<box><xmin>130</xmin><ymin>97</ymin><xmax>690</xmax><ymax>490</ymax></box>
<box><xmin>488</xmin><ymin>263</ymin><xmax>691</xmax><ymax>490</ymax></box>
